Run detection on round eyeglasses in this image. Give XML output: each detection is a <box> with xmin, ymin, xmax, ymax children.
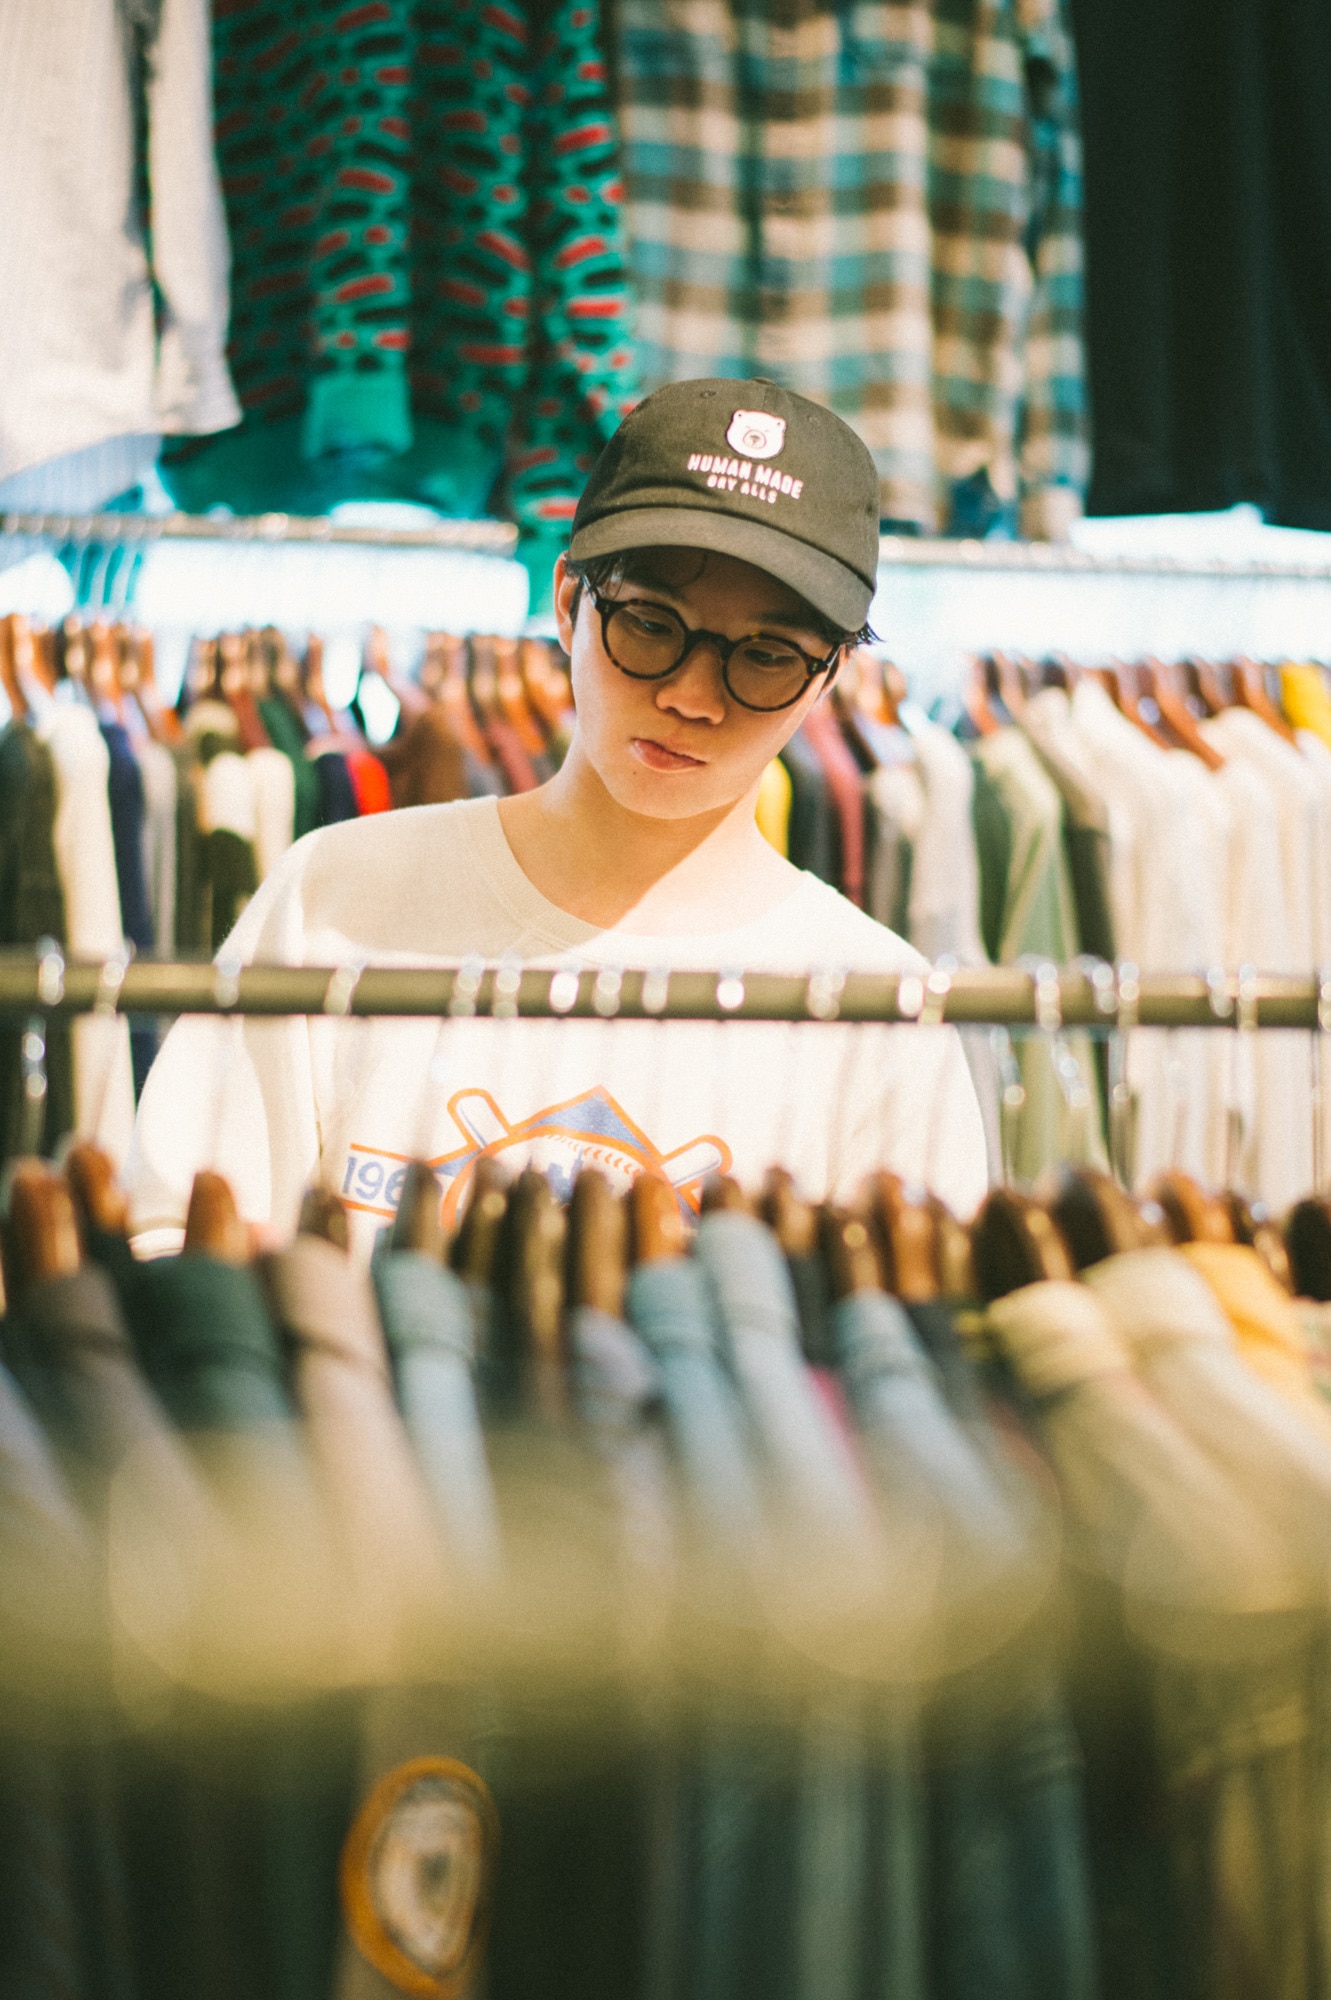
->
<box><xmin>584</xmin><ymin>583</ymin><xmax>844</xmax><ymax>713</ymax></box>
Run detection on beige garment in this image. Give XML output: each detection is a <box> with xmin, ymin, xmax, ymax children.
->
<box><xmin>1083</xmin><ymin>1248</ymin><xmax>1331</xmax><ymax>1588</ymax></box>
<box><xmin>1178</xmin><ymin>1241</ymin><xmax>1331</xmax><ymax>1428</ymax></box>
<box><xmin>248</xmin><ymin>745</ymin><xmax>296</xmax><ymax>882</ymax></box>
<box><xmin>262</xmin><ymin>1233</ymin><xmax>445</xmax><ymax>1670</ymax></box>
<box><xmin>986</xmin><ymin>1280</ymin><xmax>1301</xmax><ymax>1645</ymax></box>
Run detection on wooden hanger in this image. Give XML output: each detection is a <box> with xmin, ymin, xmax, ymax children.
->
<box><xmin>1147</xmin><ymin>1170</ymin><xmax>1235</xmax><ymax>1245</ymax></box>
<box><xmin>388</xmin><ymin>1160</ymin><xmax>446</xmax><ymax>1260</ymax></box>
<box><xmin>519</xmin><ymin>639</ymin><xmax>574</xmax><ymax>739</ymax></box>
<box><xmin>1140</xmin><ymin>657</ymin><xmax>1225</xmax><ymax>769</ymax></box>
<box><xmin>1045</xmin><ymin>1165</ymin><xmax>1168</xmax><ymax>1270</ymax></box>
<box><xmin>298</xmin><ymin>1186</ymin><xmax>351</xmax><ymax>1253</ymax></box>
<box><xmin>63</xmin><ymin>1140</ymin><xmax>129</xmax><ymax>1243</ymax></box>
<box><xmin>970</xmin><ymin>1188</ymin><xmax>1075</xmax><ymax>1301</ymax></box>
<box><xmin>499</xmin><ymin>1169</ymin><xmax>568</xmax><ymax>1419</ymax></box>
<box><xmin>299</xmin><ymin>633</ymin><xmax>339</xmax><ymax>734</ymax></box>
<box><xmin>3</xmin><ymin>1161</ymin><xmax>83</xmax><ymax>1304</ymax></box>
<box><xmin>818</xmin><ymin>1205</ymin><xmax>885</xmax><ymax>1301</ymax></box>
<box><xmin>1222</xmin><ymin>1192</ymin><xmax>1294</xmax><ymax>1293</ymax></box>
<box><xmin>566</xmin><ymin>1168</ymin><xmax>628</xmax><ymax>1320</ymax></box>
<box><xmin>0</xmin><ymin>615</ymin><xmax>29</xmax><ymax>720</ymax></box>
<box><xmin>962</xmin><ymin>653</ymin><xmax>1005</xmax><ymax>737</ymax></box>
<box><xmin>1285</xmin><ymin>1198</ymin><xmax>1331</xmax><ymax>1302</ymax></box>
<box><xmin>1180</xmin><ymin>656</ymin><xmax>1230</xmax><ymax>717</ymax></box>
<box><xmin>629</xmin><ymin>1173</ymin><xmax>687</xmax><ymax>1265</ymax></box>
<box><xmin>363</xmin><ymin>625</ymin><xmax>429</xmax><ymax>726</ymax></box>
<box><xmin>439</xmin><ymin>634</ymin><xmax>493</xmax><ymax>766</ymax></box>
<box><xmin>929</xmin><ymin>1194</ymin><xmax>977</xmax><ymax>1298</ymax></box>
<box><xmin>183</xmin><ymin>1169</ymin><xmax>252</xmax><ymax>1263</ymax></box>
<box><xmin>861</xmin><ymin>1171</ymin><xmax>939</xmax><ymax>1302</ymax></box>
<box><xmin>449</xmin><ymin>1156</ymin><xmax>510</xmax><ymax>1286</ymax></box>
<box><xmin>1107</xmin><ymin>660</ymin><xmax>1172</xmax><ymax>749</ymax></box>
<box><xmin>117</xmin><ymin>628</ymin><xmax>181</xmax><ymax>746</ymax></box>
<box><xmin>699</xmin><ymin>1174</ymin><xmax>754</xmax><ymax>1216</ymax></box>
<box><xmin>495</xmin><ymin>638</ymin><xmax>547</xmax><ymax>759</ymax></box>
<box><xmin>760</xmin><ymin>1168</ymin><xmax>832</xmax><ymax>1363</ymax></box>
<box><xmin>1232</xmin><ymin>656</ymin><xmax>1298</xmax><ymax>743</ymax></box>
<box><xmin>467</xmin><ymin>636</ymin><xmax>504</xmax><ymax>733</ymax></box>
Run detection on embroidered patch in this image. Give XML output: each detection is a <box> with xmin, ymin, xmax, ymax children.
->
<box><xmin>726</xmin><ymin>409</ymin><xmax>785</xmax><ymax>459</ymax></box>
<box><xmin>343</xmin><ymin>1084</ymin><xmax>731</xmax><ymax>1230</ymax></box>
<box><xmin>340</xmin><ymin>1757</ymin><xmax>500</xmax><ymax>2000</ymax></box>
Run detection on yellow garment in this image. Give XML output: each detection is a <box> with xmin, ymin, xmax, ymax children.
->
<box><xmin>1278</xmin><ymin>662</ymin><xmax>1331</xmax><ymax>748</ymax></box>
<box><xmin>1178</xmin><ymin>1240</ymin><xmax>1331</xmax><ymax>1423</ymax></box>
<box><xmin>755</xmin><ymin>756</ymin><xmax>792</xmax><ymax>856</ymax></box>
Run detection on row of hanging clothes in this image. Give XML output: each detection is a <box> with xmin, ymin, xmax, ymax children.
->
<box><xmin>784</xmin><ymin>649</ymin><xmax>1331</xmax><ymax>1211</ymax></box>
<box><xmin>7</xmin><ymin>1128</ymin><xmax>1331</xmax><ymax>2000</ymax></box>
<box><xmin>0</xmin><ymin>611</ymin><xmax>576</xmax><ymax>1167</ymax></box>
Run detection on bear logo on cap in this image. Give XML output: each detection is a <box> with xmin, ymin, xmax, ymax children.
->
<box><xmin>725</xmin><ymin>410</ymin><xmax>785</xmax><ymax>460</ymax></box>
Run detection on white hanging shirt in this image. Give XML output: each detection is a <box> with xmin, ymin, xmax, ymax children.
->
<box><xmin>0</xmin><ymin>0</ymin><xmax>238</xmax><ymax>484</ymax></box>
<box><xmin>124</xmin><ymin>797</ymin><xmax>990</xmax><ymax>1259</ymax></box>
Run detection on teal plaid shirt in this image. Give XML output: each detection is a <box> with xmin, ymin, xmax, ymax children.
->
<box><xmin>616</xmin><ymin>0</ymin><xmax>1088</xmax><ymax>536</ymax></box>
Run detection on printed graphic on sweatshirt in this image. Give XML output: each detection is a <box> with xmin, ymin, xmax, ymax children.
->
<box><xmin>342</xmin><ymin>1084</ymin><xmax>731</xmax><ymax>1229</ymax></box>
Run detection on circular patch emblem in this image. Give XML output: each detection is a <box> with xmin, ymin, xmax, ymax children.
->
<box><xmin>340</xmin><ymin>1758</ymin><xmax>500</xmax><ymax>1999</ymax></box>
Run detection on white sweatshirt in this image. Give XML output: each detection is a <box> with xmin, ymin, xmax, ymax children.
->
<box><xmin>125</xmin><ymin>797</ymin><xmax>988</xmax><ymax>1258</ymax></box>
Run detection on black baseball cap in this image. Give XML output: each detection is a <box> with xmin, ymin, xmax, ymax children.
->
<box><xmin>568</xmin><ymin>378</ymin><xmax>880</xmax><ymax>632</ymax></box>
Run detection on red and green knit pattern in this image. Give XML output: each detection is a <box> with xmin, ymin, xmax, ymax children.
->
<box><xmin>170</xmin><ymin>0</ymin><xmax>639</xmax><ymax>581</ymax></box>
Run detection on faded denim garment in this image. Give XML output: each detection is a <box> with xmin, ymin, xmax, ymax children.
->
<box><xmin>698</xmin><ymin>1211</ymin><xmax>922</xmax><ymax>2000</ymax></box>
<box><xmin>836</xmin><ymin>1289</ymin><xmax>1095</xmax><ymax>2000</ymax></box>
<box><xmin>627</xmin><ymin>1255</ymin><xmax>780</xmax><ymax>2000</ymax></box>
<box><xmin>373</xmin><ymin>1249</ymin><xmax>501</xmax><ymax>1582</ymax></box>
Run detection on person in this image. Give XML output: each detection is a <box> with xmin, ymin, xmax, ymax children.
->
<box><xmin>124</xmin><ymin>379</ymin><xmax>987</xmax><ymax>1257</ymax></box>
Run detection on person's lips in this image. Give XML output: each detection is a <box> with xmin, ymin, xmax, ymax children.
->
<box><xmin>630</xmin><ymin>737</ymin><xmax>707</xmax><ymax>772</ymax></box>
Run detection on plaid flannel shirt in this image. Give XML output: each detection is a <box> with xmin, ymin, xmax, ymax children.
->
<box><xmin>615</xmin><ymin>0</ymin><xmax>1087</xmax><ymax>535</ymax></box>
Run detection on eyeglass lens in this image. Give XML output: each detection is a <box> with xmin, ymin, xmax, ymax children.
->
<box><xmin>604</xmin><ymin>601</ymin><xmax>815</xmax><ymax>711</ymax></box>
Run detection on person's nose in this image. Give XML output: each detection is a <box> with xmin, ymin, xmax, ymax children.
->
<box><xmin>654</xmin><ymin>636</ymin><xmax>729</xmax><ymax>725</ymax></box>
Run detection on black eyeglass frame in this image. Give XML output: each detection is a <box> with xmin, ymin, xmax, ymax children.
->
<box><xmin>581</xmin><ymin>580</ymin><xmax>846</xmax><ymax>713</ymax></box>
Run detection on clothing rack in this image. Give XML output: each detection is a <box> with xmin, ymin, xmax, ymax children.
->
<box><xmin>0</xmin><ymin>509</ymin><xmax>519</xmax><ymax>555</ymax></box>
<box><xmin>2</xmin><ymin>952</ymin><xmax>1329</xmax><ymax>1029</ymax></box>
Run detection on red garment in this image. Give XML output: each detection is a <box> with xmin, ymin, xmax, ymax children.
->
<box><xmin>227</xmin><ymin>686</ymin><xmax>273</xmax><ymax>752</ymax></box>
<box><xmin>486</xmin><ymin>717</ymin><xmax>539</xmax><ymax>794</ymax></box>
<box><xmin>346</xmin><ymin>748</ymin><xmax>392</xmax><ymax>815</ymax></box>
<box><xmin>799</xmin><ymin>705</ymin><xmax>865</xmax><ymax>907</ymax></box>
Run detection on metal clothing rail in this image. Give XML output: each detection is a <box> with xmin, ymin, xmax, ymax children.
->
<box><xmin>0</xmin><ymin>510</ymin><xmax>519</xmax><ymax>557</ymax></box>
<box><xmin>3</xmin><ymin>954</ymin><xmax>1331</xmax><ymax>1031</ymax></box>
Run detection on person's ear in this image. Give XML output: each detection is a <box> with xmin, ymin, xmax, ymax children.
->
<box><xmin>553</xmin><ymin>553</ymin><xmax>579</xmax><ymax>654</ymax></box>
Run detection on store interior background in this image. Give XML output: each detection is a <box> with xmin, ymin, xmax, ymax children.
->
<box><xmin>6</xmin><ymin>0</ymin><xmax>1331</xmax><ymax>719</ymax></box>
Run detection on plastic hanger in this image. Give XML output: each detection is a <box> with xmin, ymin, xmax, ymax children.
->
<box><xmin>2</xmin><ymin>1161</ymin><xmax>83</xmax><ymax>1303</ymax></box>
<box><xmin>969</xmin><ymin>1188</ymin><xmax>1076</xmax><ymax>1300</ymax></box>
<box><xmin>566</xmin><ymin>1168</ymin><xmax>628</xmax><ymax>1320</ymax></box>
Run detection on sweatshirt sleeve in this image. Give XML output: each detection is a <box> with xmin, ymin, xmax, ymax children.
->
<box><xmin>123</xmin><ymin>835</ymin><xmax>323</xmax><ymax>1253</ymax></box>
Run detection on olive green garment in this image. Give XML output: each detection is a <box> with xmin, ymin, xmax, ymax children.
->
<box><xmin>970</xmin><ymin>730</ymin><xmax>1108</xmax><ymax>1182</ymax></box>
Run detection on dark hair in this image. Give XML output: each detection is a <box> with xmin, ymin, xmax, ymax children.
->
<box><xmin>564</xmin><ymin>546</ymin><xmax>875</xmax><ymax>652</ymax></box>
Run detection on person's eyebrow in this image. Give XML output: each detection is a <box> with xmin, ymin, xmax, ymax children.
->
<box><xmin>619</xmin><ymin>577</ymin><xmax>828</xmax><ymax>635</ymax></box>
